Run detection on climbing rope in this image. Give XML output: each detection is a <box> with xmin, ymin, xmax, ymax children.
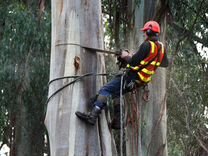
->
<box><xmin>120</xmin><ymin>73</ymin><xmax>125</xmax><ymax>156</ymax></box>
<box><xmin>55</xmin><ymin>42</ymin><xmax>119</xmax><ymax>55</ymax></box>
<box><xmin>46</xmin><ymin>42</ymin><xmax>122</xmax><ymax>104</ymax></box>
<box><xmin>46</xmin><ymin>73</ymin><xmax>111</xmax><ymax>104</ymax></box>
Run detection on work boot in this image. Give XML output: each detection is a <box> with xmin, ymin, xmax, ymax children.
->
<box><xmin>111</xmin><ymin>101</ymin><xmax>121</xmax><ymax>130</ymax></box>
<box><xmin>75</xmin><ymin>95</ymin><xmax>107</xmax><ymax>125</ymax></box>
<box><xmin>75</xmin><ymin>106</ymin><xmax>101</xmax><ymax>125</ymax></box>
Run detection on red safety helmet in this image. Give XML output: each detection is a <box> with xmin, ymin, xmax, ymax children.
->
<box><xmin>141</xmin><ymin>21</ymin><xmax>160</xmax><ymax>33</ymax></box>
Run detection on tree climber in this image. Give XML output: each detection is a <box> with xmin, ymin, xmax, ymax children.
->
<box><xmin>75</xmin><ymin>20</ymin><xmax>169</xmax><ymax>129</ymax></box>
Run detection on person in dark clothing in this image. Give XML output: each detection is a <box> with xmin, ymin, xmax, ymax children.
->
<box><xmin>75</xmin><ymin>21</ymin><xmax>168</xmax><ymax>128</ymax></box>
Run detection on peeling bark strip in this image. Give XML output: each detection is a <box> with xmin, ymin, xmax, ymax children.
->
<box><xmin>45</xmin><ymin>0</ymin><xmax>117</xmax><ymax>156</ymax></box>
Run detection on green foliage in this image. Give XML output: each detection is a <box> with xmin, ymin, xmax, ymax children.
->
<box><xmin>101</xmin><ymin>0</ymin><xmax>130</xmax><ymax>48</ymax></box>
<box><xmin>167</xmin><ymin>0</ymin><xmax>208</xmax><ymax>155</ymax></box>
<box><xmin>0</xmin><ymin>1</ymin><xmax>51</xmax><ymax>154</ymax></box>
<box><xmin>167</xmin><ymin>48</ymin><xmax>208</xmax><ymax>154</ymax></box>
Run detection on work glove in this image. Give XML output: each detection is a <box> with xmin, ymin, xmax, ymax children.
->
<box><xmin>121</xmin><ymin>50</ymin><xmax>133</xmax><ymax>60</ymax></box>
<box><xmin>120</xmin><ymin>50</ymin><xmax>130</xmax><ymax>58</ymax></box>
<box><xmin>116</xmin><ymin>49</ymin><xmax>131</xmax><ymax>69</ymax></box>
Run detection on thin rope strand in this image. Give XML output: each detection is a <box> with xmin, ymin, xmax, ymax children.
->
<box><xmin>48</xmin><ymin>73</ymin><xmax>110</xmax><ymax>85</ymax></box>
<box><xmin>46</xmin><ymin>73</ymin><xmax>110</xmax><ymax>104</ymax></box>
<box><xmin>120</xmin><ymin>73</ymin><xmax>124</xmax><ymax>156</ymax></box>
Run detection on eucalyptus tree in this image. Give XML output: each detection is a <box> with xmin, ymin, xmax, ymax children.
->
<box><xmin>45</xmin><ymin>0</ymin><xmax>117</xmax><ymax>156</ymax></box>
<box><xmin>102</xmin><ymin>0</ymin><xmax>169</xmax><ymax>155</ymax></box>
<box><xmin>123</xmin><ymin>1</ymin><xmax>169</xmax><ymax>156</ymax></box>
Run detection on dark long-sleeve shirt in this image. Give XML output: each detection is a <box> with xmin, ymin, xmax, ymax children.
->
<box><xmin>126</xmin><ymin>38</ymin><xmax>169</xmax><ymax>80</ymax></box>
<box><xmin>128</xmin><ymin>41</ymin><xmax>150</xmax><ymax>66</ymax></box>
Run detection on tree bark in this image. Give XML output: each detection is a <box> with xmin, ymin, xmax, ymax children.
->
<box><xmin>125</xmin><ymin>0</ymin><xmax>168</xmax><ymax>156</ymax></box>
<box><xmin>45</xmin><ymin>0</ymin><xmax>116</xmax><ymax>156</ymax></box>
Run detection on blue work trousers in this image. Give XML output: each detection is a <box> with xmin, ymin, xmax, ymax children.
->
<box><xmin>95</xmin><ymin>74</ymin><xmax>137</xmax><ymax>109</ymax></box>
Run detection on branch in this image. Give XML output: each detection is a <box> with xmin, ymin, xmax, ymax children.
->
<box><xmin>0</xmin><ymin>142</ymin><xmax>4</xmax><ymax>150</ymax></box>
<box><xmin>171</xmin><ymin>22</ymin><xmax>208</xmax><ymax>48</ymax></box>
<box><xmin>180</xmin><ymin>0</ymin><xmax>208</xmax><ymax>26</ymax></box>
<box><xmin>154</xmin><ymin>0</ymin><xmax>170</xmax><ymax>22</ymax></box>
<box><xmin>194</xmin><ymin>134</ymin><xmax>208</xmax><ymax>154</ymax></box>
<box><xmin>170</xmin><ymin>78</ymin><xmax>208</xmax><ymax>153</ymax></box>
<box><xmin>171</xmin><ymin>0</ymin><xmax>208</xmax><ymax>48</ymax></box>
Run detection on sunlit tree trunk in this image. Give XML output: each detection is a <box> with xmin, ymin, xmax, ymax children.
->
<box><xmin>45</xmin><ymin>0</ymin><xmax>117</xmax><ymax>156</ymax></box>
<box><xmin>125</xmin><ymin>0</ymin><xmax>168</xmax><ymax>155</ymax></box>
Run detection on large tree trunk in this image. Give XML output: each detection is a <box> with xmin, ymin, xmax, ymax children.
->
<box><xmin>125</xmin><ymin>0</ymin><xmax>168</xmax><ymax>155</ymax></box>
<box><xmin>45</xmin><ymin>0</ymin><xmax>116</xmax><ymax>156</ymax></box>
<box><xmin>14</xmin><ymin>55</ymin><xmax>45</xmax><ymax>156</ymax></box>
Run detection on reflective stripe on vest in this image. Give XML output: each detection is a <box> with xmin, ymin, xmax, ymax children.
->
<box><xmin>140</xmin><ymin>41</ymin><xmax>157</xmax><ymax>65</ymax></box>
<box><xmin>141</xmin><ymin>68</ymin><xmax>155</xmax><ymax>75</ymax></box>
<box><xmin>138</xmin><ymin>73</ymin><xmax>151</xmax><ymax>83</ymax></box>
<box><xmin>157</xmin><ymin>41</ymin><xmax>165</xmax><ymax>65</ymax></box>
<box><xmin>126</xmin><ymin>64</ymin><xmax>139</xmax><ymax>70</ymax></box>
<box><xmin>127</xmin><ymin>41</ymin><xmax>165</xmax><ymax>83</ymax></box>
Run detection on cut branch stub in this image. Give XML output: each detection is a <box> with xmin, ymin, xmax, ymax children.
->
<box><xmin>74</xmin><ymin>56</ymin><xmax>80</xmax><ymax>71</ymax></box>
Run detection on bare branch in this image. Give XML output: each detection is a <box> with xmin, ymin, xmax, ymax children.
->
<box><xmin>170</xmin><ymin>78</ymin><xmax>208</xmax><ymax>153</ymax></box>
<box><xmin>171</xmin><ymin>22</ymin><xmax>208</xmax><ymax>48</ymax></box>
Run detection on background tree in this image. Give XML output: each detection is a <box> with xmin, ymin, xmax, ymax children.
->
<box><xmin>0</xmin><ymin>1</ymin><xmax>51</xmax><ymax>155</ymax></box>
<box><xmin>167</xmin><ymin>0</ymin><xmax>208</xmax><ymax>155</ymax></box>
<box><xmin>102</xmin><ymin>0</ymin><xmax>169</xmax><ymax>155</ymax></box>
<box><xmin>102</xmin><ymin>0</ymin><xmax>208</xmax><ymax>155</ymax></box>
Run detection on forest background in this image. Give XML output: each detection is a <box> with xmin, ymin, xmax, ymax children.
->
<box><xmin>0</xmin><ymin>0</ymin><xmax>207</xmax><ymax>156</ymax></box>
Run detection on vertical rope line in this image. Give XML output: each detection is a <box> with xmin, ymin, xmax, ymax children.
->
<box><xmin>120</xmin><ymin>73</ymin><xmax>124</xmax><ymax>156</ymax></box>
